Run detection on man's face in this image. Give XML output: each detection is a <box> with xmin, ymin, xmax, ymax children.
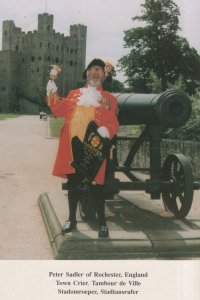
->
<box><xmin>86</xmin><ymin>65</ymin><xmax>105</xmax><ymax>87</ymax></box>
<box><xmin>90</xmin><ymin>135</ymin><xmax>101</xmax><ymax>148</ymax></box>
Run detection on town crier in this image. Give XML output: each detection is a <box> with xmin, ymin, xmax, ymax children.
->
<box><xmin>46</xmin><ymin>58</ymin><xmax>119</xmax><ymax>238</ymax></box>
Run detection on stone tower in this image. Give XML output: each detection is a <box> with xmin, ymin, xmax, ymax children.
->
<box><xmin>0</xmin><ymin>13</ymin><xmax>87</xmax><ymax>113</ymax></box>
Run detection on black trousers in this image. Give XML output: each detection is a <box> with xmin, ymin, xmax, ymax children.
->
<box><xmin>67</xmin><ymin>174</ymin><xmax>106</xmax><ymax>226</ymax></box>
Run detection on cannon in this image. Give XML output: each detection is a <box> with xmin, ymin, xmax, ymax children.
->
<box><xmin>110</xmin><ymin>90</ymin><xmax>196</xmax><ymax>218</ymax></box>
<box><xmin>63</xmin><ymin>90</ymin><xmax>199</xmax><ymax>219</ymax></box>
<box><xmin>117</xmin><ymin>89</ymin><xmax>191</xmax><ymax>127</ymax></box>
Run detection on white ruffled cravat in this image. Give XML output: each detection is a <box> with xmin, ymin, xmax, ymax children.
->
<box><xmin>77</xmin><ymin>86</ymin><xmax>101</xmax><ymax>107</ymax></box>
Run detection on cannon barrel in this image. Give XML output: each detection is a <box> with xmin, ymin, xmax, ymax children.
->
<box><xmin>114</xmin><ymin>90</ymin><xmax>191</xmax><ymax>128</ymax></box>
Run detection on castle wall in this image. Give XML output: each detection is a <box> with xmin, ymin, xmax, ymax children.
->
<box><xmin>0</xmin><ymin>51</ymin><xmax>20</xmax><ymax>112</ymax></box>
<box><xmin>0</xmin><ymin>13</ymin><xmax>87</xmax><ymax>113</ymax></box>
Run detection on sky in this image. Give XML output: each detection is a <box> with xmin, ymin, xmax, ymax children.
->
<box><xmin>0</xmin><ymin>0</ymin><xmax>200</xmax><ymax>83</ymax></box>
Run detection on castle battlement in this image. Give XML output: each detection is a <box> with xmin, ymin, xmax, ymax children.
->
<box><xmin>0</xmin><ymin>13</ymin><xmax>87</xmax><ymax>113</ymax></box>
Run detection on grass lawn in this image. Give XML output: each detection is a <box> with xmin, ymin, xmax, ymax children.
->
<box><xmin>49</xmin><ymin>116</ymin><xmax>64</xmax><ymax>138</ymax></box>
<box><xmin>0</xmin><ymin>114</ymin><xmax>21</xmax><ymax>120</ymax></box>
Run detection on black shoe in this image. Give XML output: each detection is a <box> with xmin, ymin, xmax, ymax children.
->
<box><xmin>61</xmin><ymin>221</ymin><xmax>77</xmax><ymax>234</ymax></box>
<box><xmin>98</xmin><ymin>225</ymin><xmax>109</xmax><ymax>238</ymax></box>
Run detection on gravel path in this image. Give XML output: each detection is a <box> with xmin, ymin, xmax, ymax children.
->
<box><xmin>0</xmin><ymin>115</ymin><xmax>63</xmax><ymax>259</ymax></box>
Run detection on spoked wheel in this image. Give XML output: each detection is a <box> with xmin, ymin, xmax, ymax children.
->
<box><xmin>162</xmin><ymin>153</ymin><xmax>194</xmax><ymax>218</ymax></box>
<box><xmin>79</xmin><ymin>188</ymin><xmax>96</xmax><ymax>221</ymax></box>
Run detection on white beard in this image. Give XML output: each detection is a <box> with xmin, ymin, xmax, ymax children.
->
<box><xmin>87</xmin><ymin>78</ymin><xmax>102</xmax><ymax>87</ymax></box>
<box><xmin>77</xmin><ymin>85</ymin><xmax>102</xmax><ymax>107</ymax></box>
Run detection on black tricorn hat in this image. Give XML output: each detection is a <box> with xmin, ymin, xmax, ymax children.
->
<box><xmin>82</xmin><ymin>58</ymin><xmax>113</xmax><ymax>83</ymax></box>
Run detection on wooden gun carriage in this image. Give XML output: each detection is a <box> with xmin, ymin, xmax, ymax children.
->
<box><xmin>63</xmin><ymin>90</ymin><xmax>199</xmax><ymax>219</ymax></box>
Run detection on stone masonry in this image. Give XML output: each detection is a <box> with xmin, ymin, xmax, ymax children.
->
<box><xmin>0</xmin><ymin>13</ymin><xmax>87</xmax><ymax>113</ymax></box>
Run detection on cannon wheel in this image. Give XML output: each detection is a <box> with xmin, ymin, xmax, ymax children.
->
<box><xmin>79</xmin><ymin>189</ymin><xmax>96</xmax><ymax>221</ymax></box>
<box><xmin>162</xmin><ymin>153</ymin><xmax>193</xmax><ymax>218</ymax></box>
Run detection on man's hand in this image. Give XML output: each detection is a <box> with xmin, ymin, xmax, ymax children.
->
<box><xmin>46</xmin><ymin>80</ymin><xmax>57</xmax><ymax>96</ymax></box>
<box><xmin>97</xmin><ymin>126</ymin><xmax>110</xmax><ymax>138</ymax></box>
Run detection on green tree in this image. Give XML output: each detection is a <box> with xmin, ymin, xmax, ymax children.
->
<box><xmin>119</xmin><ymin>0</ymin><xmax>200</xmax><ymax>94</ymax></box>
<box><xmin>103</xmin><ymin>79</ymin><xmax>125</xmax><ymax>92</ymax></box>
<box><xmin>146</xmin><ymin>70</ymin><xmax>162</xmax><ymax>93</ymax></box>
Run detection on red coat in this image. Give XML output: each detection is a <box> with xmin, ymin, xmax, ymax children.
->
<box><xmin>47</xmin><ymin>84</ymin><xmax>119</xmax><ymax>184</ymax></box>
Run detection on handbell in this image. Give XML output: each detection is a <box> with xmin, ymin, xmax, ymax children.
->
<box><xmin>49</xmin><ymin>64</ymin><xmax>62</xmax><ymax>80</ymax></box>
<box><xmin>48</xmin><ymin>65</ymin><xmax>62</xmax><ymax>105</ymax></box>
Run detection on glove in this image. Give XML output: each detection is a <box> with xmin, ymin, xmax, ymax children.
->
<box><xmin>97</xmin><ymin>126</ymin><xmax>110</xmax><ymax>138</ymax></box>
<box><xmin>46</xmin><ymin>80</ymin><xmax>57</xmax><ymax>96</ymax></box>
